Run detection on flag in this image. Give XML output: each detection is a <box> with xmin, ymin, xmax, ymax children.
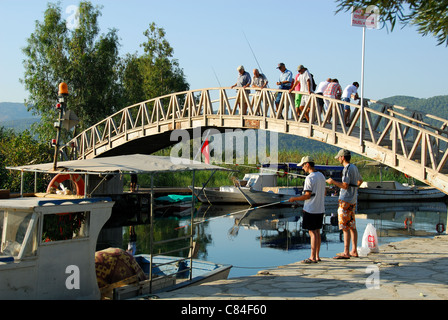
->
<box><xmin>201</xmin><ymin>138</ymin><xmax>210</xmax><ymax>164</ymax></box>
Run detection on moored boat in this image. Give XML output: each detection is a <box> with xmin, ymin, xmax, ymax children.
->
<box><xmin>0</xmin><ymin>197</ymin><xmax>114</xmax><ymax>300</ymax></box>
<box><xmin>2</xmin><ymin>154</ymin><xmax>231</xmax><ymax>299</ymax></box>
<box><xmin>358</xmin><ymin>181</ymin><xmax>447</xmax><ymax>201</ymax></box>
<box><xmin>95</xmin><ymin>248</ymin><xmax>231</xmax><ymax>300</ymax></box>
<box><xmin>192</xmin><ymin>166</ymin><xmax>342</xmax><ymax>206</ymax></box>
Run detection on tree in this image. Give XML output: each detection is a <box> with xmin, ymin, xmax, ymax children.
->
<box><xmin>120</xmin><ymin>22</ymin><xmax>189</xmax><ymax>107</ymax></box>
<box><xmin>335</xmin><ymin>0</ymin><xmax>448</xmax><ymax>46</ymax></box>
<box><xmin>21</xmin><ymin>2</ymin><xmax>122</xmax><ymax>142</ymax></box>
<box><xmin>0</xmin><ymin>128</ymin><xmax>53</xmax><ymax>193</ymax></box>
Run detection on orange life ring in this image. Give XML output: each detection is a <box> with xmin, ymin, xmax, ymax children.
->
<box><xmin>404</xmin><ymin>218</ymin><xmax>412</xmax><ymax>228</ymax></box>
<box><xmin>47</xmin><ymin>173</ymin><xmax>85</xmax><ymax>196</ymax></box>
<box><xmin>277</xmin><ymin>171</ymin><xmax>288</xmax><ymax>178</ymax></box>
<box><xmin>436</xmin><ymin>223</ymin><xmax>445</xmax><ymax>233</ymax></box>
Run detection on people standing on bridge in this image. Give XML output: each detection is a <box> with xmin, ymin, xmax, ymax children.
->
<box><xmin>275</xmin><ymin>63</ymin><xmax>293</xmax><ymax>113</ymax></box>
<box><xmin>295</xmin><ymin>65</ymin><xmax>314</xmax><ymax>122</ymax></box>
<box><xmin>251</xmin><ymin>69</ymin><xmax>268</xmax><ymax>90</ymax></box>
<box><xmin>288</xmin><ymin>67</ymin><xmax>302</xmax><ymax>120</ymax></box>
<box><xmin>231</xmin><ymin>65</ymin><xmax>252</xmax><ymax>115</ymax></box>
<box><xmin>323</xmin><ymin>79</ymin><xmax>342</xmax><ymax>115</ymax></box>
<box><xmin>315</xmin><ymin>78</ymin><xmax>331</xmax><ymax>121</ymax></box>
<box><xmin>288</xmin><ymin>156</ymin><xmax>326</xmax><ymax>263</ymax></box>
<box><xmin>326</xmin><ymin>149</ymin><xmax>363</xmax><ymax>260</ymax></box>
<box><xmin>341</xmin><ymin>82</ymin><xmax>360</xmax><ymax>126</ymax></box>
<box><xmin>251</xmin><ymin>69</ymin><xmax>268</xmax><ymax>116</ymax></box>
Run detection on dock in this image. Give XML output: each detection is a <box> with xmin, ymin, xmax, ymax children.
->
<box><xmin>153</xmin><ymin>235</ymin><xmax>448</xmax><ymax>300</ymax></box>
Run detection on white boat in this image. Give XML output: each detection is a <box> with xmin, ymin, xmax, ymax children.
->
<box><xmin>0</xmin><ymin>196</ymin><xmax>114</xmax><ymax>300</ymax></box>
<box><xmin>2</xmin><ymin>154</ymin><xmax>231</xmax><ymax>300</ymax></box>
<box><xmin>358</xmin><ymin>181</ymin><xmax>447</xmax><ymax>201</ymax></box>
<box><xmin>95</xmin><ymin>248</ymin><xmax>231</xmax><ymax>300</ymax></box>
<box><xmin>193</xmin><ymin>170</ymin><xmax>340</xmax><ymax>206</ymax></box>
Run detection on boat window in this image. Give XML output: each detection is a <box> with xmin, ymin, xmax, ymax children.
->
<box><xmin>247</xmin><ymin>178</ymin><xmax>256</xmax><ymax>187</ymax></box>
<box><xmin>0</xmin><ymin>210</ymin><xmax>38</xmax><ymax>258</ymax></box>
<box><xmin>41</xmin><ymin>211</ymin><xmax>90</xmax><ymax>243</ymax></box>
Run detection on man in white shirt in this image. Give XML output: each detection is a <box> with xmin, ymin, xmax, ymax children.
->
<box><xmin>289</xmin><ymin>156</ymin><xmax>326</xmax><ymax>263</ymax></box>
<box><xmin>315</xmin><ymin>78</ymin><xmax>331</xmax><ymax>120</ymax></box>
<box><xmin>341</xmin><ymin>82</ymin><xmax>359</xmax><ymax>126</ymax></box>
<box><xmin>290</xmin><ymin>65</ymin><xmax>314</xmax><ymax>122</ymax></box>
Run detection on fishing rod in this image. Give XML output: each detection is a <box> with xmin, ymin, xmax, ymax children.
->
<box><xmin>232</xmin><ymin>163</ymin><xmax>307</xmax><ymax>178</ymax></box>
<box><xmin>174</xmin><ymin>199</ymin><xmax>291</xmax><ymax>230</ymax></box>
<box><xmin>211</xmin><ymin>66</ymin><xmax>222</xmax><ymax>87</ymax></box>
<box><xmin>243</xmin><ymin>31</ymin><xmax>270</xmax><ymax>89</ymax></box>
<box><xmin>243</xmin><ymin>31</ymin><xmax>263</xmax><ymax>75</ymax></box>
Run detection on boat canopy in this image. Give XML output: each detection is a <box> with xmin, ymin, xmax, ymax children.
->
<box><xmin>6</xmin><ymin>154</ymin><xmax>230</xmax><ymax>175</ymax></box>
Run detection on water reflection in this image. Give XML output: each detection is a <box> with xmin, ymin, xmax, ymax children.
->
<box><xmin>357</xmin><ymin>201</ymin><xmax>447</xmax><ymax>238</ymax></box>
<box><xmin>104</xmin><ymin>200</ymin><xmax>447</xmax><ymax>278</ymax></box>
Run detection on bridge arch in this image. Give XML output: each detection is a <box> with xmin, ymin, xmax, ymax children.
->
<box><xmin>60</xmin><ymin>87</ymin><xmax>448</xmax><ymax>194</ymax></box>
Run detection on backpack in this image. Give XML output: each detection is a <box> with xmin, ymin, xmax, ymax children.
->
<box><xmin>310</xmin><ymin>74</ymin><xmax>317</xmax><ymax>92</ymax></box>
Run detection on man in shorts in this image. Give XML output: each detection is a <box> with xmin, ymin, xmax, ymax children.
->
<box><xmin>326</xmin><ymin>149</ymin><xmax>363</xmax><ymax>259</ymax></box>
<box><xmin>289</xmin><ymin>156</ymin><xmax>326</xmax><ymax>263</ymax></box>
<box><xmin>341</xmin><ymin>82</ymin><xmax>359</xmax><ymax>126</ymax></box>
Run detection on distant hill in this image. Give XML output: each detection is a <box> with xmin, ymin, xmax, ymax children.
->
<box><xmin>0</xmin><ymin>102</ymin><xmax>39</xmax><ymax>131</ymax></box>
<box><xmin>376</xmin><ymin>95</ymin><xmax>448</xmax><ymax>120</ymax></box>
<box><xmin>278</xmin><ymin>95</ymin><xmax>448</xmax><ymax>153</ymax></box>
<box><xmin>0</xmin><ymin>102</ymin><xmax>37</xmax><ymax>121</ymax></box>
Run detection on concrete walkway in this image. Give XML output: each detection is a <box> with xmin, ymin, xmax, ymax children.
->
<box><xmin>154</xmin><ymin>235</ymin><xmax>448</xmax><ymax>300</ymax></box>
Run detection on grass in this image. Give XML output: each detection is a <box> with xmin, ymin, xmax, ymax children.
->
<box><xmin>123</xmin><ymin>148</ymin><xmax>417</xmax><ymax>190</ymax></box>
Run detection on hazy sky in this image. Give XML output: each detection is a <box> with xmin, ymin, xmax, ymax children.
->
<box><xmin>1</xmin><ymin>0</ymin><xmax>447</xmax><ymax>104</ymax></box>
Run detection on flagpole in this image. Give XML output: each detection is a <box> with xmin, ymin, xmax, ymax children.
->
<box><xmin>360</xmin><ymin>26</ymin><xmax>366</xmax><ymax>147</ymax></box>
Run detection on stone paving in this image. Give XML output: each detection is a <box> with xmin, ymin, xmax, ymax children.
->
<box><xmin>154</xmin><ymin>235</ymin><xmax>448</xmax><ymax>300</ymax></box>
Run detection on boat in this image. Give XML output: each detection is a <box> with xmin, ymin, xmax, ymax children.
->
<box><xmin>358</xmin><ymin>181</ymin><xmax>447</xmax><ymax>201</ymax></box>
<box><xmin>2</xmin><ymin>154</ymin><xmax>232</xmax><ymax>300</ymax></box>
<box><xmin>102</xmin><ymin>253</ymin><xmax>231</xmax><ymax>300</ymax></box>
<box><xmin>0</xmin><ymin>196</ymin><xmax>114</xmax><ymax>300</ymax></box>
<box><xmin>192</xmin><ymin>163</ymin><xmax>343</xmax><ymax>206</ymax></box>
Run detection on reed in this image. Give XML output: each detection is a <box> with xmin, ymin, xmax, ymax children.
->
<box><xmin>124</xmin><ymin>149</ymin><xmax>414</xmax><ymax>190</ymax></box>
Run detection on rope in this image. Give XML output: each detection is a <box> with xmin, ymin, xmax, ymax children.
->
<box><xmin>232</xmin><ymin>265</ymin><xmax>283</xmax><ymax>269</ymax></box>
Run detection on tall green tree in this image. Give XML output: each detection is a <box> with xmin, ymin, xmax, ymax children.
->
<box><xmin>335</xmin><ymin>0</ymin><xmax>448</xmax><ymax>46</ymax></box>
<box><xmin>0</xmin><ymin>128</ymin><xmax>53</xmax><ymax>192</ymax></box>
<box><xmin>120</xmin><ymin>22</ymin><xmax>189</xmax><ymax>107</ymax></box>
<box><xmin>21</xmin><ymin>1</ymin><xmax>122</xmax><ymax>142</ymax></box>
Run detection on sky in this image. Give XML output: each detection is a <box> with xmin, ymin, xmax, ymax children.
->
<box><xmin>0</xmin><ymin>0</ymin><xmax>447</xmax><ymax>104</ymax></box>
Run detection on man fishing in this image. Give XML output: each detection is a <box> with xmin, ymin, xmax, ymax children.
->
<box><xmin>289</xmin><ymin>156</ymin><xmax>326</xmax><ymax>263</ymax></box>
<box><xmin>326</xmin><ymin>149</ymin><xmax>363</xmax><ymax>259</ymax></box>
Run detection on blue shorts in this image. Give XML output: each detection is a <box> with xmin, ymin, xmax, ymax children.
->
<box><xmin>342</xmin><ymin>97</ymin><xmax>351</xmax><ymax>110</ymax></box>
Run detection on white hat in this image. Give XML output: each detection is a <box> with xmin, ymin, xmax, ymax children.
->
<box><xmin>298</xmin><ymin>156</ymin><xmax>314</xmax><ymax>166</ymax></box>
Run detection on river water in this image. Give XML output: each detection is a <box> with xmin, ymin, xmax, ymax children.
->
<box><xmin>118</xmin><ymin>199</ymin><xmax>447</xmax><ymax>279</ymax></box>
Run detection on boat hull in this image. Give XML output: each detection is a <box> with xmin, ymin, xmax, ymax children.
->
<box><xmin>193</xmin><ymin>186</ymin><xmax>296</xmax><ymax>205</ymax></box>
<box><xmin>111</xmin><ymin>254</ymin><xmax>231</xmax><ymax>299</ymax></box>
<box><xmin>193</xmin><ymin>186</ymin><xmax>339</xmax><ymax>207</ymax></box>
<box><xmin>358</xmin><ymin>181</ymin><xmax>446</xmax><ymax>201</ymax></box>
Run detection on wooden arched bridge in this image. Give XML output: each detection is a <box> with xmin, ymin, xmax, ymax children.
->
<box><xmin>60</xmin><ymin>87</ymin><xmax>448</xmax><ymax>194</ymax></box>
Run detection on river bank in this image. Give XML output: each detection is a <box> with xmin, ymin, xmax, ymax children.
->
<box><xmin>153</xmin><ymin>234</ymin><xmax>448</xmax><ymax>300</ymax></box>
